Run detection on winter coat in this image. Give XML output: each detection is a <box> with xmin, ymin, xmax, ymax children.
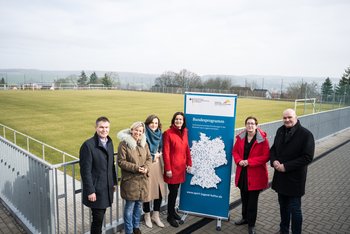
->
<box><xmin>79</xmin><ymin>133</ymin><xmax>117</xmax><ymax>209</ymax></box>
<box><xmin>144</xmin><ymin>127</ymin><xmax>166</xmax><ymax>202</ymax></box>
<box><xmin>270</xmin><ymin>120</ymin><xmax>315</xmax><ymax>197</ymax></box>
<box><xmin>145</xmin><ymin>159</ymin><xmax>167</xmax><ymax>202</ymax></box>
<box><xmin>162</xmin><ymin>125</ymin><xmax>192</xmax><ymax>184</ymax></box>
<box><xmin>117</xmin><ymin>129</ymin><xmax>152</xmax><ymax>201</ymax></box>
<box><xmin>232</xmin><ymin>128</ymin><xmax>270</xmax><ymax>191</ymax></box>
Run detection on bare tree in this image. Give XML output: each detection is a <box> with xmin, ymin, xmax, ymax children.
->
<box><xmin>175</xmin><ymin>69</ymin><xmax>202</xmax><ymax>88</ymax></box>
<box><xmin>203</xmin><ymin>77</ymin><xmax>232</xmax><ymax>90</ymax></box>
<box><xmin>154</xmin><ymin>71</ymin><xmax>177</xmax><ymax>87</ymax></box>
<box><xmin>285</xmin><ymin>81</ymin><xmax>319</xmax><ymax>99</ymax></box>
<box><xmin>106</xmin><ymin>72</ymin><xmax>120</xmax><ymax>87</ymax></box>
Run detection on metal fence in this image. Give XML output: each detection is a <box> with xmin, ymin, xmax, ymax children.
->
<box><xmin>0</xmin><ymin>125</ymin><xmax>123</xmax><ymax>234</ymax></box>
<box><xmin>0</xmin><ymin>106</ymin><xmax>350</xmax><ymax>233</ymax></box>
<box><xmin>247</xmin><ymin>106</ymin><xmax>350</xmax><ymax>147</ymax></box>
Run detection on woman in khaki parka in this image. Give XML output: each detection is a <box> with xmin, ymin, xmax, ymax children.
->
<box><xmin>117</xmin><ymin>121</ymin><xmax>152</xmax><ymax>234</ymax></box>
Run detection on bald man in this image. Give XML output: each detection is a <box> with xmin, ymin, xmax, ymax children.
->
<box><xmin>270</xmin><ymin>109</ymin><xmax>315</xmax><ymax>234</ymax></box>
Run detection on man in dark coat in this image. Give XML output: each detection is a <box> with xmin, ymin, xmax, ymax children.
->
<box><xmin>80</xmin><ymin>116</ymin><xmax>117</xmax><ymax>234</ymax></box>
<box><xmin>270</xmin><ymin>109</ymin><xmax>314</xmax><ymax>234</ymax></box>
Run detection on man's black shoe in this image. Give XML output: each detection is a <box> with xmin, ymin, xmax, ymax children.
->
<box><xmin>133</xmin><ymin>228</ymin><xmax>142</xmax><ymax>234</ymax></box>
<box><xmin>173</xmin><ymin>212</ymin><xmax>181</xmax><ymax>220</ymax></box>
<box><xmin>167</xmin><ymin>217</ymin><xmax>179</xmax><ymax>227</ymax></box>
<box><xmin>234</xmin><ymin>218</ymin><xmax>248</xmax><ymax>225</ymax></box>
<box><xmin>249</xmin><ymin>226</ymin><xmax>256</xmax><ymax>234</ymax></box>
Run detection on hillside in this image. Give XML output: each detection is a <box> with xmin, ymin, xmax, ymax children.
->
<box><xmin>0</xmin><ymin>68</ymin><xmax>335</xmax><ymax>91</ymax></box>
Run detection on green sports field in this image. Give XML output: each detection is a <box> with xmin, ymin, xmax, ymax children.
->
<box><xmin>0</xmin><ymin>90</ymin><xmax>328</xmax><ymax>162</ymax></box>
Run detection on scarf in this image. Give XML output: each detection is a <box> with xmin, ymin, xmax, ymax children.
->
<box><xmin>145</xmin><ymin>125</ymin><xmax>162</xmax><ymax>159</ymax></box>
<box><xmin>283</xmin><ymin>120</ymin><xmax>300</xmax><ymax>143</ymax></box>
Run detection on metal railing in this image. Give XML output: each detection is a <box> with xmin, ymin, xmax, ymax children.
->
<box><xmin>0</xmin><ymin>123</ymin><xmax>78</xmax><ymax>163</ymax></box>
<box><xmin>0</xmin><ymin>136</ymin><xmax>56</xmax><ymax>233</ymax></box>
<box><xmin>0</xmin><ymin>106</ymin><xmax>349</xmax><ymax>233</ymax></box>
<box><xmin>0</xmin><ymin>124</ymin><xmax>124</xmax><ymax>233</ymax></box>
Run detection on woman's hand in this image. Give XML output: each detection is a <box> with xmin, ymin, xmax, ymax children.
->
<box><xmin>155</xmin><ymin>152</ymin><xmax>162</xmax><ymax>158</ymax></box>
<box><xmin>139</xmin><ymin>166</ymin><xmax>148</xmax><ymax>174</ymax></box>
<box><xmin>166</xmin><ymin>170</ymin><xmax>172</xmax><ymax>178</ymax></box>
<box><xmin>154</xmin><ymin>152</ymin><xmax>162</xmax><ymax>162</ymax></box>
<box><xmin>239</xmin><ymin>160</ymin><xmax>248</xmax><ymax>167</ymax></box>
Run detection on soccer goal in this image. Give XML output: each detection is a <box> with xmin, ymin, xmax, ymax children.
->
<box><xmin>59</xmin><ymin>83</ymin><xmax>77</xmax><ymax>90</ymax></box>
<box><xmin>88</xmin><ymin>84</ymin><xmax>105</xmax><ymax>89</ymax></box>
<box><xmin>294</xmin><ymin>98</ymin><xmax>316</xmax><ymax>115</ymax></box>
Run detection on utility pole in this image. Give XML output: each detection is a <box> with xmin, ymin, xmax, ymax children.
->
<box><xmin>280</xmin><ymin>78</ymin><xmax>283</xmax><ymax>98</ymax></box>
<box><xmin>304</xmin><ymin>84</ymin><xmax>307</xmax><ymax>114</ymax></box>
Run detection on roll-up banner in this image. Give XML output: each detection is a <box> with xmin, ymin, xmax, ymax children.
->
<box><xmin>179</xmin><ymin>92</ymin><xmax>237</xmax><ymax>220</ymax></box>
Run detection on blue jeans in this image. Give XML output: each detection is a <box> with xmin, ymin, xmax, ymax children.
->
<box><xmin>278</xmin><ymin>194</ymin><xmax>302</xmax><ymax>234</ymax></box>
<box><xmin>124</xmin><ymin>200</ymin><xmax>142</xmax><ymax>234</ymax></box>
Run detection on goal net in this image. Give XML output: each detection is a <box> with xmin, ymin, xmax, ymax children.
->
<box><xmin>294</xmin><ymin>98</ymin><xmax>316</xmax><ymax>115</ymax></box>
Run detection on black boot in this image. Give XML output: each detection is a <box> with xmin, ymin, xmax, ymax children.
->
<box><xmin>235</xmin><ymin>218</ymin><xmax>248</xmax><ymax>225</ymax></box>
<box><xmin>167</xmin><ymin>216</ymin><xmax>179</xmax><ymax>227</ymax></box>
<box><xmin>173</xmin><ymin>212</ymin><xmax>181</xmax><ymax>220</ymax></box>
<box><xmin>248</xmin><ymin>226</ymin><xmax>256</xmax><ymax>234</ymax></box>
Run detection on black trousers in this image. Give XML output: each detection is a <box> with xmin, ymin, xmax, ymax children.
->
<box><xmin>240</xmin><ymin>189</ymin><xmax>260</xmax><ymax>227</ymax></box>
<box><xmin>91</xmin><ymin>208</ymin><xmax>106</xmax><ymax>234</ymax></box>
<box><xmin>143</xmin><ymin>188</ymin><xmax>163</xmax><ymax>212</ymax></box>
<box><xmin>167</xmin><ymin>183</ymin><xmax>180</xmax><ymax>218</ymax></box>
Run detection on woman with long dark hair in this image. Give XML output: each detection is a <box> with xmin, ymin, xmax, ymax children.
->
<box><xmin>143</xmin><ymin>114</ymin><xmax>166</xmax><ymax>228</ymax></box>
<box><xmin>162</xmin><ymin>112</ymin><xmax>192</xmax><ymax>228</ymax></box>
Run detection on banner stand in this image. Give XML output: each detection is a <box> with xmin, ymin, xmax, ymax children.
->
<box><xmin>178</xmin><ymin>212</ymin><xmax>187</xmax><ymax>225</ymax></box>
<box><xmin>179</xmin><ymin>92</ymin><xmax>237</xmax><ymax>230</ymax></box>
<box><xmin>177</xmin><ymin>210</ymin><xmax>225</xmax><ymax>231</ymax></box>
<box><xmin>216</xmin><ymin>218</ymin><xmax>222</xmax><ymax>231</ymax></box>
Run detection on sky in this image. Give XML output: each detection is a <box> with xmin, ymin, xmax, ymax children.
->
<box><xmin>1</xmin><ymin>0</ymin><xmax>349</xmax><ymax>78</ymax></box>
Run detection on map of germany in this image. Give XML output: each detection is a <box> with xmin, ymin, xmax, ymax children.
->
<box><xmin>189</xmin><ymin>132</ymin><xmax>227</xmax><ymax>189</ymax></box>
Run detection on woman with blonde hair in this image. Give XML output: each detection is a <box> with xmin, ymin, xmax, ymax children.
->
<box><xmin>117</xmin><ymin>121</ymin><xmax>152</xmax><ymax>234</ymax></box>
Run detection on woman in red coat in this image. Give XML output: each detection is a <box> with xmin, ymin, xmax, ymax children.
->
<box><xmin>232</xmin><ymin>116</ymin><xmax>270</xmax><ymax>234</ymax></box>
<box><xmin>162</xmin><ymin>112</ymin><xmax>192</xmax><ymax>228</ymax></box>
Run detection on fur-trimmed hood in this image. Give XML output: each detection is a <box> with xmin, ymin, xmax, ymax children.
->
<box><xmin>117</xmin><ymin>128</ymin><xmax>147</xmax><ymax>150</ymax></box>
